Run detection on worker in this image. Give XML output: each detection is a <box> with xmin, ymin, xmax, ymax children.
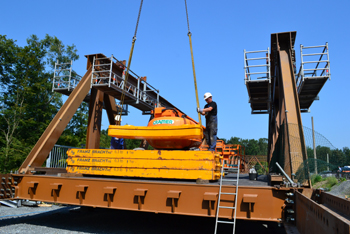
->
<box><xmin>197</xmin><ymin>92</ymin><xmax>218</xmax><ymax>151</ymax></box>
<box><xmin>110</xmin><ymin>137</ymin><xmax>124</xmax><ymax>149</ymax></box>
<box><xmin>111</xmin><ymin>115</ymin><xmax>125</xmax><ymax>149</ymax></box>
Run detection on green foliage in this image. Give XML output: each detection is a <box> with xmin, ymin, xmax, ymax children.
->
<box><xmin>226</xmin><ymin>137</ymin><xmax>268</xmax><ymax>155</ymax></box>
<box><xmin>340</xmin><ymin>177</ymin><xmax>347</xmax><ymax>182</ymax></box>
<box><xmin>325</xmin><ymin>176</ymin><xmax>338</xmax><ymax>189</ymax></box>
<box><xmin>255</xmin><ymin>161</ymin><xmax>268</xmax><ymax>175</ymax></box>
<box><xmin>0</xmin><ymin>34</ymin><xmax>80</xmax><ymax>172</ymax></box>
<box><xmin>311</xmin><ymin>174</ymin><xmax>323</xmax><ymax>185</ymax></box>
<box><xmin>100</xmin><ymin>129</ymin><xmax>111</xmax><ymax>149</ymax></box>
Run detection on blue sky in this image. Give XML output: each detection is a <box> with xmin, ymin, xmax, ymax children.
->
<box><xmin>1</xmin><ymin>0</ymin><xmax>349</xmax><ymax>149</ymax></box>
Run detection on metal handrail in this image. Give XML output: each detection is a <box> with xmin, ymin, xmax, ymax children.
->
<box><xmin>244</xmin><ymin>48</ymin><xmax>270</xmax><ymax>83</ymax></box>
<box><xmin>91</xmin><ymin>55</ymin><xmax>159</xmax><ymax>107</ymax></box>
<box><xmin>297</xmin><ymin>42</ymin><xmax>330</xmax><ymax>92</ymax></box>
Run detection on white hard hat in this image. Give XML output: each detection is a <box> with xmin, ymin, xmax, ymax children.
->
<box><xmin>115</xmin><ymin>115</ymin><xmax>122</xmax><ymax>122</ymax></box>
<box><xmin>204</xmin><ymin>92</ymin><xmax>212</xmax><ymax>100</ymax></box>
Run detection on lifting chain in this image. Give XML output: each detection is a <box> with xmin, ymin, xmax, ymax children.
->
<box><xmin>117</xmin><ymin>0</ymin><xmax>144</xmax><ymax>123</ymax></box>
<box><xmin>184</xmin><ymin>0</ymin><xmax>202</xmax><ymax>127</ymax></box>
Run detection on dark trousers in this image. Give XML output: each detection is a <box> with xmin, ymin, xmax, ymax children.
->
<box><xmin>205</xmin><ymin>116</ymin><xmax>218</xmax><ymax>151</ymax></box>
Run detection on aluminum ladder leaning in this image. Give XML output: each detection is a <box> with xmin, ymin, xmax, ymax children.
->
<box><xmin>214</xmin><ymin>159</ymin><xmax>240</xmax><ymax>234</ymax></box>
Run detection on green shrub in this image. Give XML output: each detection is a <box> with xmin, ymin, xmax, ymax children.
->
<box><xmin>340</xmin><ymin>177</ymin><xmax>347</xmax><ymax>182</ymax></box>
<box><xmin>325</xmin><ymin>176</ymin><xmax>338</xmax><ymax>189</ymax></box>
<box><xmin>311</xmin><ymin>174</ymin><xmax>323</xmax><ymax>185</ymax></box>
<box><xmin>255</xmin><ymin>162</ymin><xmax>268</xmax><ymax>175</ymax></box>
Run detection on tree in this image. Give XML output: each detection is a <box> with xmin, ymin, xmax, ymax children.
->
<box><xmin>0</xmin><ymin>34</ymin><xmax>81</xmax><ymax>172</ymax></box>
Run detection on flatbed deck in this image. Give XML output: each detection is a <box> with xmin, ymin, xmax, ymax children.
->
<box><xmin>76</xmin><ymin>173</ymin><xmax>269</xmax><ymax>187</ymax></box>
<box><xmin>11</xmin><ymin>171</ymin><xmax>284</xmax><ymax>222</ymax></box>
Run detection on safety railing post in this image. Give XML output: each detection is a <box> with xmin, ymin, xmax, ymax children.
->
<box><xmin>109</xmin><ymin>55</ymin><xmax>113</xmax><ymax>88</ymax></box>
<box><xmin>300</xmin><ymin>44</ymin><xmax>304</xmax><ymax>83</ymax></box>
<box><xmin>326</xmin><ymin>42</ymin><xmax>331</xmax><ymax>80</ymax></box>
<box><xmin>91</xmin><ymin>56</ymin><xmax>96</xmax><ymax>88</ymax></box>
<box><xmin>136</xmin><ymin>78</ymin><xmax>140</xmax><ymax>104</ymax></box>
<box><xmin>52</xmin><ymin>60</ymin><xmax>57</xmax><ymax>92</ymax></box>
<box><xmin>267</xmin><ymin>47</ymin><xmax>271</xmax><ymax>83</ymax></box>
<box><xmin>157</xmin><ymin>90</ymin><xmax>159</xmax><ymax>107</ymax></box>
<box><xmin>68</xmin><ymin>60</ymin><xmax>72</xmax><ymax>91</ymax></box>
<box><xmin>143</xmin><ymin>80</ymin><xmax>146</xmax><ymax>101</ymax></box>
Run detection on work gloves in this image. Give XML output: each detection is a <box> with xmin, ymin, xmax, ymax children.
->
<box><xmin>197</xmin><ymin>108</ymin><xmax>203</xmax><ymax>113</ymax></box>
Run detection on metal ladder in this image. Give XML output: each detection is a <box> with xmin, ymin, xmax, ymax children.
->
<box><xmin>214</xmin><ymin>159</ymin><xmax>240</xmax><ymax>234</ymax></box>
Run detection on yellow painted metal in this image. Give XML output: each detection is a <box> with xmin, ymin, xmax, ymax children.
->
<box><xmin>67</xmin><ymin>149</ymin><xmax>218</xmax><ymax>160</ymax></box>
<box><xmin>66</xmin><ymin>149</ymin><xmax>222</xmax><ymax>180</ymax></box>
<box><xmin>67</xmin><ymin>157</ymin><xmax>220</xmax><ymax>170</ymax></box>
<box><xmin>108</xmin><ymin>124</ymin><xmax>203</xmax><ymax>140</ymax></box>
<box><xmin>67</xmin><ymin>166</ymin><xmax>220</xmax><ymax>180</ymax></box>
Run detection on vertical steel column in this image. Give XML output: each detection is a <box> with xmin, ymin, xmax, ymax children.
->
<box><xmin>86</xmin><ymin>88</ymin><xmax>104</xmax><ymax>149</ymax></box>
<box><xmin>268</xmin><ymin>32</ymin><xmax>308</xmax><ymax>183</ymax></box>
<box><xmin>104</xmin><ymin>94</ymin><xmax>118</xmax><ymax>125</ymax></box>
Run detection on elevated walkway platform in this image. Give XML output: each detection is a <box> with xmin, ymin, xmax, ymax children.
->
<box><xmin>244</xmin><ymin>48</ymin><xmax>271</xmax><ymax>114</ymax></box>
<box><xmin>244</xmin><ymin>43</ymin><xmax>331</xmax><ymax>114</ymax></box>
<box><xmin>296</xmin><ymin>43</ymin><xmax>331</xmax><ymax>111</ymax></box>
<box><xmin>52</xmin><ymin>53</ymin><xmax>181</xmax><ymax>115</ymax></box>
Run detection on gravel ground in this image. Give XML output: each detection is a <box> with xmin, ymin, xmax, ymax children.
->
<box><xmin>328</xmin><ymin>180</ymin><xmax>350</xmax><ymax>197</ymax></box>
<box><xmin>0</xmin><ymin>204</ymin><xmax>286</xmax><ymax>234</ymax></box>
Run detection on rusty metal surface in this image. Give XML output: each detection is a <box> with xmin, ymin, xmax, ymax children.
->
<box><xmin>267</xmin><ymin>32</ymin><xmax>308</xmax><ymax>183</ymax></box>
<box><xmin>104</xmin><ymin>93</ymin><xmax>118</xmax><ymax>125</ymax></box>
<box><xmin>85</xmin><ymin>88</ymin><xmax>104</xmax><ymax>149</ymax></box>
<box><xmin>295</xmin><ymin>190</ymin><xmax>350</xmax><ymax>234</ymax></box>
<box><xmin>0</xmin><ymin>174</ymin><xmax>14</xmax><ymax>199</ymax></box>
<box><xmin>320</xmin><ymin>191</ymin><xmax>350</xmax><ymax>219</ymax></box>
<box><xmin>12</xmin><ymin>174</ymin><xmax>290</xmax><ymax>222</ymax></box>
<box><xmin>19</xmin><ymin>68</ymin><xmax>93</xmax><ymax>174</ymax></box>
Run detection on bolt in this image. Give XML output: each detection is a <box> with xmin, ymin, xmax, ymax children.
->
<box><xmin>285</xmin><ymin>198</ymin><xmax>294</xmax><ymax>204</ymax></box>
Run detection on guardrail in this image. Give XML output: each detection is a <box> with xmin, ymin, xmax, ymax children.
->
<box><xmin>244</xmin><ymin>48</ymin><xmax>271</xmax><ymax>83</ymax></box>
<box><xmin>91</xmin><ymin>55</ymin><xmax>159</xmax><ymax>108</ymax></box>
<box><xmin>296</xmin><ymin>43</ymin><xmax>331</xmax><ymax>91</ymax></box>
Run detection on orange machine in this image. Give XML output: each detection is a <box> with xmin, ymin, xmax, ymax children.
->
<box><xmin>200</xmin><ymin>140</ymin><xmax>245</xmax><ymax>171</ymax></box>
<box><xmin>108</xmin><ymin>107</ymin><xmax>204</xmax><ymax>150</ymax></box>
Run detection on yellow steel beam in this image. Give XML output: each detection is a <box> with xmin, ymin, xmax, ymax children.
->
<box><xmin>67</xmin><ymin>166</ymin><xmax>220</xmax><ymax>180</ymax></box>
<box><xmin>67</xmin><ymin>157</ymin><xmax>221</xmax><ymax>170</ymax></box>
<box><xmin>67</xmin><ymin>149</ymin><xmax>219</xmax><ymax>160</ymax></box>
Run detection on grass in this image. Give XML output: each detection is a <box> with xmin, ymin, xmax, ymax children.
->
<box><xmin>324</xmin><ymin>176</ymin><xmax>338</xmax><ymax>190</ymax></box>
<box><xmin>311</xmin><ymin>174</ymin><xmax>323</xmax><ymax>185</ymax></box>
<box><xmin>312</xmin><ymin>175</ymin><xmax>345</xmax><ymax>191</ymax></box>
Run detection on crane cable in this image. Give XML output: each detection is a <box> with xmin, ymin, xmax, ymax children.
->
<box><xmin>117</xmin><ymin>0</ymin><xmax>144</xmax><ymax>124</ymax></box>
<box><xmin>184</xmin><ymin>0</ymin><xmax>202</xmax><ymax>127</ymax></box>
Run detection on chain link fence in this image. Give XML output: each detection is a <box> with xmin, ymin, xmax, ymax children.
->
<box><xmin>270</xmin><ymin>123</ymin><xmax>340</xmax><ymax>183</ymax></box>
